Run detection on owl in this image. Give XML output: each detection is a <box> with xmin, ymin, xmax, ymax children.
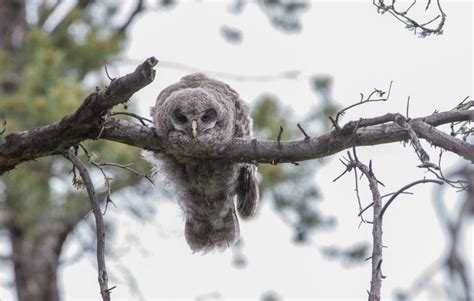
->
<box><xmin>148</xmin><ymin>73</ymin><xmax>259</xmax><ymax>252</ymax></box>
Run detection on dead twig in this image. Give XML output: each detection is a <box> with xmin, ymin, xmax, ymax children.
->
<box><xmin>333</xmin><ymin>81</ymin><xmax>393</xmax><ymax>126</ymax></box>
<box><xmin>335</xmin><ymin>146</ymin><xmax>383</xmax><ymax>299</ymax></box>
<box><xmin>380</xmin><ymin>179</ymin><xmax>443</xmax><ymax>218</ymax></box>
<box><xmin>373</xmin><ymin>0</ymin><xmax>446</xmax><ymax>37</ymax></box>
<box><xmin>276</xmin><ymin>125</ymin><xmax>284</xmax><ymax>146</ymax></box>
<box><xmin>63</xmin><ymin>148</ymin><xmax>112</xmax><ymax>301</ymax></box>
<box><xmin>110</xmin><ymin>112</ymin><xmax>153</xmax><ymax>126</ymax></box>
<box><xmin>297</xmin><ymin>123</ymin><xmax>311</xmax><ymax>141</ymax></box>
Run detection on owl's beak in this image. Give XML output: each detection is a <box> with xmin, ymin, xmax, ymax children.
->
<box><xmin>191</xmin><ymin>119</ymin><xmax>198</xmax><ymax>139</ymax></box>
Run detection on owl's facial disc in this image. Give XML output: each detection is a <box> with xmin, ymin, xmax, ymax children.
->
<box><xmin>172</xmin><ymin>107</ymin><xmax>218</xmax><ymax>140</ymax></box>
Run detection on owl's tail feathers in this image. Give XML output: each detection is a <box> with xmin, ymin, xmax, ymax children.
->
<box><xmin>236</xmin><ymin>164</ymin><xmax>259</xmax><ymax>219</ymax></box>
<box><xmin>184</xmin><ymin>207</ymin><xmax>240</xmax><ymax>253</ymax></box>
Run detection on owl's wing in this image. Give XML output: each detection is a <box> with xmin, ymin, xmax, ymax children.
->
<box><xmin>233</xmin><ymin>98</ymin><xmax>259</xmax><ymax>219</ymax></box>
<box><xmin>233</xmin><ymin>97</ymin><xmax>253</xmax><ymax>138</ymax></box>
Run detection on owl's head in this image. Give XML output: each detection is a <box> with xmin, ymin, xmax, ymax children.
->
<box><xmin>153</xmin><ymin>74</ymin><xmax>238</xmax><ymax>152</ymax></box>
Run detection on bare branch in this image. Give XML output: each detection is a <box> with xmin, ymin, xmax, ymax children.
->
<box><xmin>37</xmin><ymin>0</ymin><xmax>62</xmax><ymax>27</ymax></box>
<box><xmin>392</xmin><ymin>115</ymin><xmax>432</xmax><ymax>165</ymax></box>
<box><xmin>333</xmin><ymin>81</ymin><xmax>393</xmax><ymax>125</ymax></box>
<box><xmin>49</xmin><ymin>0</ymin><xmax>94</xmax><ymax>35</ymax></box>
<box><xmin>0</xmin><ymin>56</ymin><xmax>158</xmax><ymax>173</ymax></box>
<box><xmin>411</xmin><ymin>121</ymin><xmax>474</xmax><ymax>164</ymax></box>
<box><xmin>0</xmin><ymin>58</ymin><xmax>472</xmax><ymax>174</ymax></box>
<box><xmin>297</xmin><ymin>123</ymin><xmax>311</xmax><ymax>141</ymax></box>
<box><xmin>358</xmin><ymin>192</ymin><xmax>414</xmax><ymax>217</ymax></box>
<box><xmin>63</xmin><ymin>148</ymin><xmax>112</xmax><ymax>301</ymax></box>
<box><xmin>116</xmin><ymin>0</ymin><xmax>144</xmax><ymax>35</ymax></box>
<box><xmin>96</xmin><ymin>162</ymin><xmax>154</xmax><ymax>185</ymax></box>
<box><xmin>340</xmin><ymin>150</ymin><xmax>384</xmax><ymax>300</ymax></box>
<box><xmin>373</xmin><ymin>0</ymin><xmax>446</xmax><ymax>37</ymax></box>
<box><xmin>110</xmin><ymin>112</ymin><xmax>153</xmax><ymax>126</ymax></box>
<box><xmin>276</xmin><ymin>125</ymin><xmax>284</xmax><ymax>144</ymax></box>
<box><xmin>380</xmin><ymin>179</ymin><xmax>443</xmax><ymax>217</ymax></box>
<box><xmin>1</xmin><ymin>108</ymin><xmax>472</xmax><ymax>174</ymax></box>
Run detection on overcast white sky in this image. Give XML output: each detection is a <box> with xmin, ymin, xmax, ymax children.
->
<box><xmin>1</xmin><ymin>1</ymin><xmax>473</xmax><ymax>300</ymax></box>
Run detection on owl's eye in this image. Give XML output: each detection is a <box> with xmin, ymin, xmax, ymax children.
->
<box><xmin>201</xmin><ymin>109</ymin><xmax>217</xmax><ymax>122</ymax></box>
<box><xmin>173</xmin><ymin>111</ymin><xmax>188</xmax><ymax>124</ymax></box>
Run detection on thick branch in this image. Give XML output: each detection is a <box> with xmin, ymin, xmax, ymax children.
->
<box><xmin>1</xmin><ymin>108</ymin><xmax>472</xmax><ymax>174</ymax></box>
<box><xmin>0</xmin><ymin>57</ymin><xmax>158</xmax><ymax>174</ymax></box>
<box><xmin>410</xmin><ymin>121</ymin><xmax>474</xmax><ymax>162</ymax></box>
<box><xmin>0</xmin><ymin>58</ymin><xmax>472</xmax><ymax>174</ymax></box>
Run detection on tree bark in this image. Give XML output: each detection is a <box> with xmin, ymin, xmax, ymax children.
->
<box><xmin>0</xmin><ymin>0</ymin><xmax>26</xmax><ymax>93</ymax></box>
<box><xmin>0</xmin><ymin>57</ymin><xmax>472</xmax><ymax>174</ymax></box>
<box><xmin>0</xmin><ymin>0</ymin><xmax>25</xmax><ymax>54</ymax></box>
<box><xmin>8</xmin><ymin>222</ymin><xmax>69</xmax><ymax>301</ymax></box>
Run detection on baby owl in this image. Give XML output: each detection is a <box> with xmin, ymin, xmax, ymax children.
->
<box><xmin>148</xmin><ymin>73</ymin><xmax>259</xmax><ymax>252</ymax></box>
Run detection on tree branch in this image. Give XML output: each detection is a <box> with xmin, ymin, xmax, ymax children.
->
<box><xmin>0</xmin><ymin>56</ymin><xmax>158</xmax><ymax>174</ymax></box>
<box><xmin>0</xmin><ymin>58</ymin><xmax>472</xmax><ymax>175</ymax></box>
<box><xmin>63</xmin><ymin>148</ymin><xmax>111</xmax><ymax>301</ymax></box>
<box><xmin>373</xmin><ymin>0</ymin><xmax>446</xmax><ymax>37</ymax></box>
<box><xmin>411</xmin><ymin>121</ymin><xmax>474</xmax><ymax>163</ymax></box>
<box><xmin>49</xmin><ymin>0</ymin><xmax>94</xmax><ymax>35</ymax></box>
<box><xmin>337</xmin><ymin>149</ymin><xmax>384</xmax><ymax>300</ymax></box>
<box><xmin>116</xmin><ymin>0</ymin><xmax>144</xmax><ymax>35</ymax></box>
<box><xmin>380</xmin><ymin>179</ymin><xmax>443</xmax><ymax>218</ymax></box>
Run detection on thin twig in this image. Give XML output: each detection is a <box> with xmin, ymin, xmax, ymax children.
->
<box><xmin>358</xmin><ymin>192</ymin><xmax>413</xmax><ymax>217</ymax></box>
<box><xmin>276</xmin><ymin>125</ymin><xmax>284</xmax><ymax>144</ymax></box>
<box><xmin>63</xmin><ymin>148</ymin><xmax>112</xmax><ymax>301</ymax></box>
<box><xmin>116</xmin><ymin>0</ymin><xmax>144</xmax><ymax>34</ymax></box>
<box><xmin>380</xmin><ymin>179</ymin><xmax>443</xmax><ymax>217</ymax></box>
<box><xmin>77</xmin><ymin>143</ymin><xmax>154</xmax><ymax>214</ymax></box>
<box><xmin>110</xmin><ymin>112</ymin><xmax>153</xmax><ymax>126</ymax></box>
<box><xmin>406</xmin><ymin>96</ymin><xmax>411</xmax><ymax>120</ymax></box>
<box><xmin>333</xmin><ymin>81</ymin><xmax>393</xmax><ymax>125</ymax></box>
<box><xmin>97</xmin><ymin>162</ymin><xmax>154</xmax><ymax>184</ymax></box>
<box><xmin>104</xmin><ymin>60</ymin><xmax>114</xmax><ymax>81</ymax></box>
<box><xmin>426</xmin><ymin>150</ymin><xmax>468</xmax><ymax>190</ymax></box>
<box><xmin>373</xmin><ymin>0</ymin><xmax>446</xmax><ymax>37</ymax></box>
<box><xmin>297</xmin><ymin>123</ymin><xmax>310</xmax><ymax>141</ymax></box>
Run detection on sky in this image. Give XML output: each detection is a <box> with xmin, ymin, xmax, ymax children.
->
<box><xmin>1</xmin><ymin>1</ymin><xmax>473</xmax><ymax>300</ymax></box>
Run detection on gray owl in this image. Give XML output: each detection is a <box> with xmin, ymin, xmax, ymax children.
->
<box><xmin>148</xmin><ymin>73</ymin><xmax>259</xmax><ymax>252</ymax></box>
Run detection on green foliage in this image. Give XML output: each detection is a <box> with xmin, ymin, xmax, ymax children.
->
<box><xmin>0</xmin><ymin>2</ymin><xmax>146</xmax><ymax>247</ymax></box>
<box><xmin>321</xmin><ymin>243</ymin><xmax>370</xmax><ymax>265</ymax></box>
